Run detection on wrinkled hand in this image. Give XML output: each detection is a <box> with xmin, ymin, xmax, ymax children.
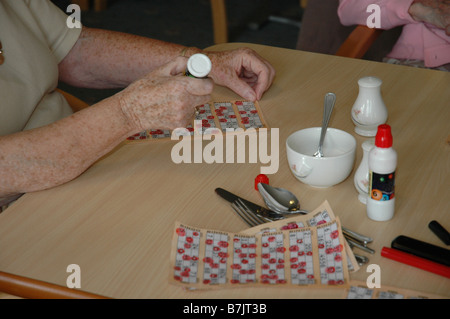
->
<box><xmin>409</xmin><ymin>0</ymin><xmax>450</xmax><ymax>35</ymax></box>
<box><xmin>118</xmin><ymin>57</ymin><xmax>213</xmax><ymax>132</ymax></box>
<box><xmin>206</xmin><ymin>48</ymin><xmax>275</xmax><ymax>101</ymax></box>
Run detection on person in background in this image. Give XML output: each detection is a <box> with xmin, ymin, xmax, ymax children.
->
<box><xmin>338</xmin><ymin>0</ymin><xmax>450</xmax><ymax>71</ymax></box>
<box><xmin>0</xmin><ymin>0</ymin><xmax>275</xmax><ymax>210</ymax></box>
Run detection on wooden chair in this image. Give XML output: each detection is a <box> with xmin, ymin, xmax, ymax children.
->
<box><xmin>335</xmin><ymin>25</ymin><xmax>383</xmax><ymax>58</ymax></box>
<box><xmin>210</xmin><ymin>0</ymin><xmax>307</xmax><ymax>44</ymax></box>
<box><xmin>210</xmin><ymin>0</ymin><xmax>228</xmax><ymax>44</ymax></box>
<box><xmin>0</xmin><ymin>271</ymin><xmax>109</xmax><ymax>299</ymax></box>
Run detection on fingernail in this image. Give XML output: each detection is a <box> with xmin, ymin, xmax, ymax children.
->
<box><xmin>246</xmin><ymin>91</ymin><xmax>256</xmax><ymax>101</ymax></box>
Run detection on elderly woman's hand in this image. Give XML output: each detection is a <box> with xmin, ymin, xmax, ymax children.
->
<box><xmin>206</xmin><ymin>48</ymin><xmax>276</xmax><ymax>102</ymax></box>
<box><xmin>409</xmin><ymin>0</ymin><xmax>450</xmax><ymax>35</ymax></box>
<box><xmin>117</xmin><ymin>56</ymin><xmax>214</xmax><ymax>132</ymax></box>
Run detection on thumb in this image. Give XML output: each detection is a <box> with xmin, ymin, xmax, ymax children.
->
<box><xmin>153</xmin><ymin>56</ymin><xmax>188</xmax><ymax>77</ymax></box>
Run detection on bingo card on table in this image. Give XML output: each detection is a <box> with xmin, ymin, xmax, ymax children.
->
<box><xmin>169</xmin><ymin>201</ymin><xmax>351</xmax><ymax>290</ymax></box>
<box><xmin>125</xmin><ymin>100</ymin><xmax>268</xmax><ymax>142</ymax></box>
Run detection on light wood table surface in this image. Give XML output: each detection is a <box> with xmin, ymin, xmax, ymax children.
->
<box><xmin>0</xmin><ymin>43</ymin><xmax>449</xmax><ymax>299</ymax></box>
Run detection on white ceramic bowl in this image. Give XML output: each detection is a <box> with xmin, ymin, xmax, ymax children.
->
<box><xmin>286</xmin><ymin>127</ymin><xmax>356</xmax><ymax>188</ymax></box>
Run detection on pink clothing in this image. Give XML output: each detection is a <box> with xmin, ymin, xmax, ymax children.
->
<box><xmin>338</xmin><ymin>0</ymin><xmax>450</xmax><ymax>67</ymax></box>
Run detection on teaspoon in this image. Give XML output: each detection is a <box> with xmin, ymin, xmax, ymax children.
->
<box><xmin>257</xmin><ymin>183</ymin><xmax>308</xmax><ymax>215</ymax></box>
<box><xmin>313</xmin><ymin>92</ymin><xmax>336</xmax><ymax>157</ymax></box>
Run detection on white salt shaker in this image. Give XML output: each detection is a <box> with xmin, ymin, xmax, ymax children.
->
<box><xmin>351</xmin><ymin>76</ymin><xmax>388</xmax><ymax>137</ymax></box>
<box><xmin>354</xmin><ymin>140</ymin><xmax>375</xmax><ymax>204</ymax></box>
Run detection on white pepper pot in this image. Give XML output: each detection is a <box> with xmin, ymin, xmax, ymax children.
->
<box><xmin>351</xmin><ymin>77</ymin><xmax>388</xmax><ymax>137</ymax></box>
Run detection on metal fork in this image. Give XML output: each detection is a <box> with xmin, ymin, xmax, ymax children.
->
<box><xmin>231</xmin><ymin>198</ymin><xmax>272</xmax><ymax>227</ymax></box>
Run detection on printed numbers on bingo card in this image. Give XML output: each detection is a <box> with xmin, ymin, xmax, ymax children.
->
<box><xmin>260</xmin><ymin>233</ymin><xmax>287</xmax><ymax>284</ymax></box>
<box><xmin>195</xmin><ymin>103</ymin><xmax>217</xmax><ymax>134</ymax></box>
<box><xmin>317</xmin><ymin>223</ymin><xmax>345</xmax><ymax>285</ymax></box>
<box><xmin>203</xmin><ymin>231</ymin><xmax>230</xmax><ymax>285</ymax></box>
<box><xmin>289</xmin><ymin>229</ymin><xmax>315</xmax><ymax>285</ymax></box>
<box><xmin>236</xmin><ymin>101</ymin><xmax>264</xmax><ymax>129</ymax></box>
<box><xmin>231</xmin><ymin>236</ymin><xmax>257</xmax><ymax>284</ymax></box>
<box><xmin>214</xmin><ymin>102</ymin><xmax>239</xmax><ymax>132</ymax></box>
<box><xmin>174</xmin><ymin>227</ymin><xmax>201</xmax><ymax>284</ymax></box>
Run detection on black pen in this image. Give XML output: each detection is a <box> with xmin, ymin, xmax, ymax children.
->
<box><xmin>428</xmin><ymin>220</ymin><xmax>450</xmax><ymax>246</ymax></box>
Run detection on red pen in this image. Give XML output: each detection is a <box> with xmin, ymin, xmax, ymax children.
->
<box><xmin>381</xmin><ymin>247</ymin><xmax>450</xmax><ymax>279</ymax></box>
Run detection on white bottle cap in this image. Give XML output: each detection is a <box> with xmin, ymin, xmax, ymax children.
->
<box><xmin>187</xmin><ymin>53</ymin><xmax>212</xmax><ymax>78</ymax></box>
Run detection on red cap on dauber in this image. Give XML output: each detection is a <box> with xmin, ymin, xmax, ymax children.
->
<box><xmin>255</xmin><ymin>174</ymin><xmax>269</xmax><ymax>190</ymax></box>
<box><xmin>375</xmin><ymin>124</ymin><xmax>393</xmax><ymax>148</ymax></box>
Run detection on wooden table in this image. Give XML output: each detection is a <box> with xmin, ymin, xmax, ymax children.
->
<box><xmin>0</xmin><ymin>43</ymin><xmax>449</xmax><ymax>299</ymax></box>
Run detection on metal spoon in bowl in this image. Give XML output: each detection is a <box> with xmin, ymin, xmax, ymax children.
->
<box><xmin>314</xmin><ymin>92</ymin><xmax>336</xmax><ymax>158</ymax></box>
<box><xmin>257</xmin><ymin>183</ymin><xmax>308</xmax><ymax>215</ymax></box>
